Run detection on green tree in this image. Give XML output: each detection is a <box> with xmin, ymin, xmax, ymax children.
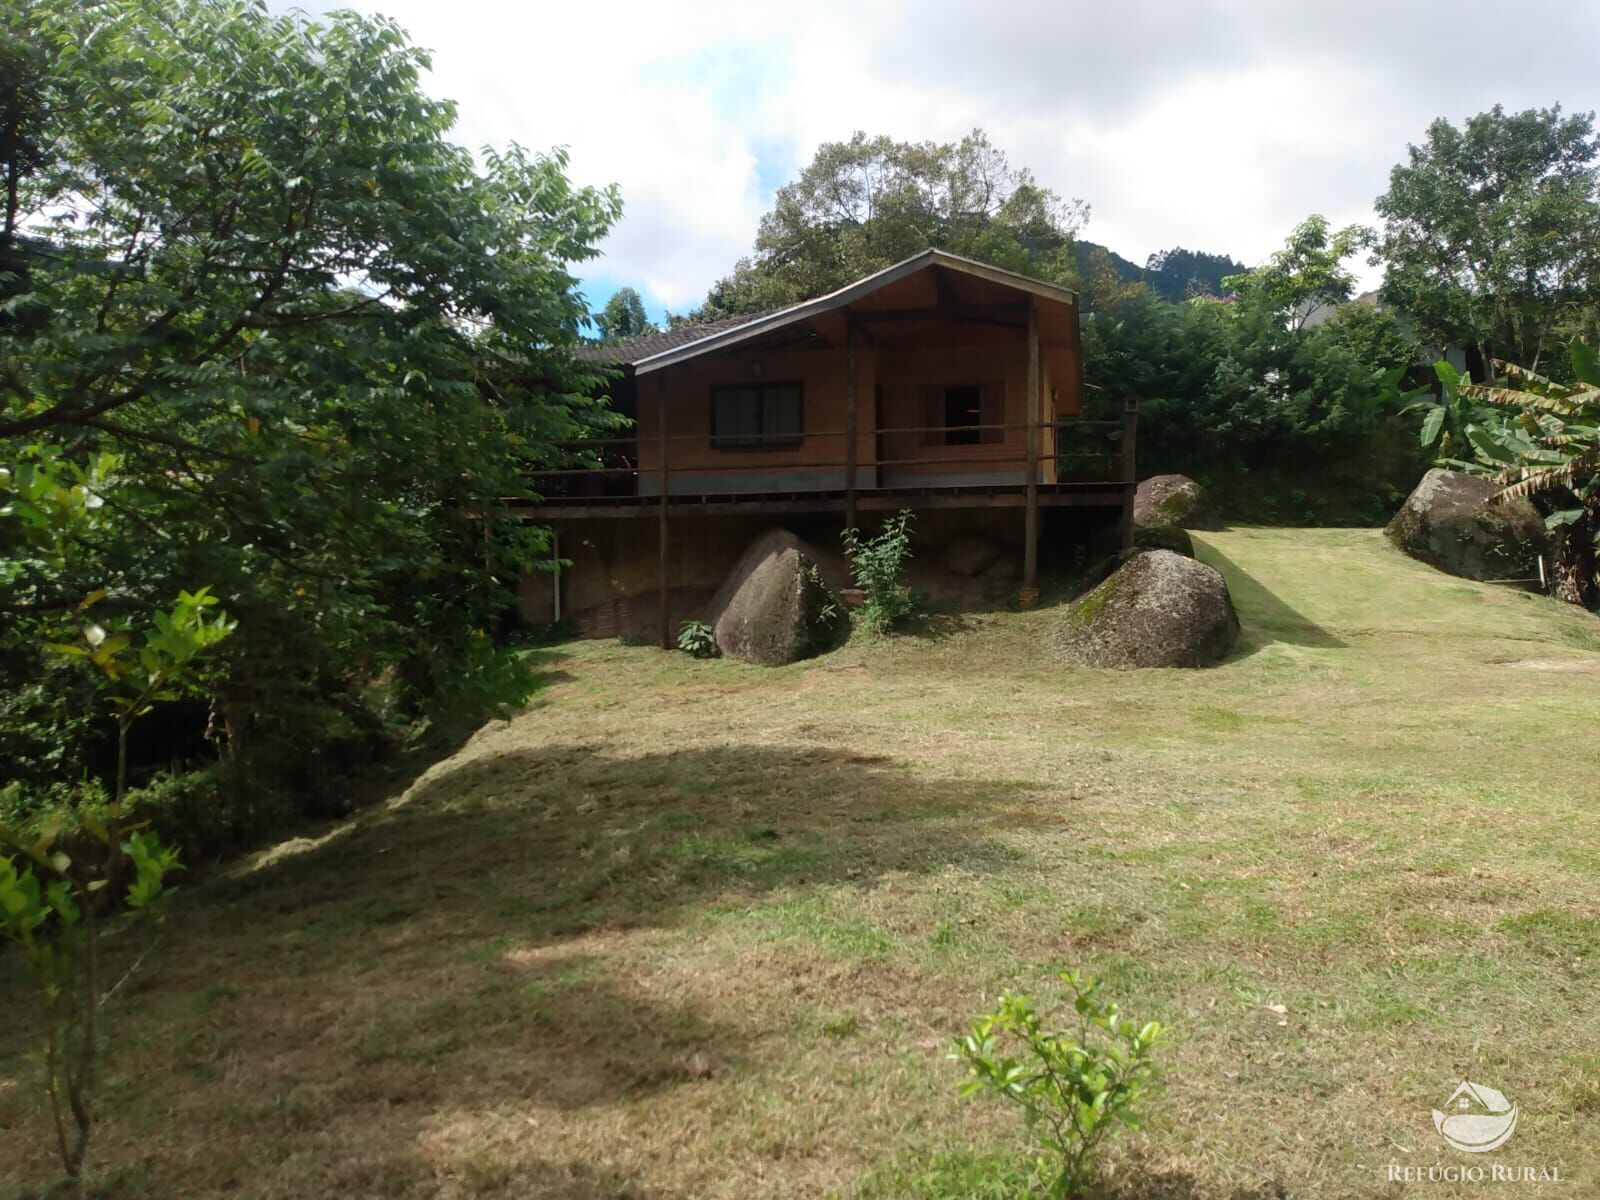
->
<box><xmin>0</xmin><ymin>22</ymin><xmax>46</xmax><ymax>251</ymax></box>
<box><xmin>1224</xmin><ymin>214</ymin><xmax>1369</xmax><ymax>331</ymax></box>
<box><xmin>1375</xmin><ymin>105</ymin><xmax>1600</xmax><ymax>376</ymax></box>
<box><xmin>1143</xmin><ymin>246</ymin><xmax>1245</xmax><ymax>301</ymax></box>
<box><xmin>595</xmin><ymin>286</ymin><xmax>656</xmax><ymax>341</ymax></box>
<box><xmin>684</xmin><ymin>130</ymin><xmax>1087</xmax><ymax>321</ymax></box>
<box><xmin>1075</xmin><ymin>244</ymin><xmax>1149</xmax><ymax>314</ymax></box>
<box><xmin>2</xmin><ymin>0</ymin><xmax>619</xmax><ymax>820</ymax></box>
<box><xmin>1081</xmin><ymin>216</ymin><xmax>1424</xmax><ymax>520</ymax></box>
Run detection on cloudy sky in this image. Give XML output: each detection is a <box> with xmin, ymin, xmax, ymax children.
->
<box><xmin>305</xmin><ymin>0</ymin><xmax>1597</xmax><ymax>321</ymax></box>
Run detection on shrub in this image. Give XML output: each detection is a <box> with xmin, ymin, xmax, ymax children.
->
<box><xmin>0</xmin><ymin>808</ymin><xmax>181</xmax><ymax>1189</ymax></box>
<box><xmin>0</xmin><ymin>471</ymin><xmax>232</xmax><ymax>1188</ymax></box>
<box><xmin>677</xmin><ymin>619</ymin><xmax>718</xmax><ymax>658</ymax></box>
<box><xmin>954</xmin><ymin>971</ymin><xmax>1166</xmax><ymax>1198</ymax></box>
<box><xmin>842</xmin><ymin>508</ymin><xmax>920</xmax><ymax>635</ymax></box>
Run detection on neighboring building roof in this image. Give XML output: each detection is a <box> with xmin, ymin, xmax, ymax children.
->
<box><xmin>577</xmin><ymin>311</ymin><xmax>772</xmax><ymax>366</ymax></box>
<box><xmin>591</xmin><ymin>249</ymin><xmax>1078</xmax><ymax>375</ymax></box>
<box><xmin>1297</xmin><ymin>288</ymin><xmax>1382</xmax><ymax>329</ymax></box>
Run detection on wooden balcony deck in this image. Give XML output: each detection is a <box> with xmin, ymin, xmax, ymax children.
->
<box><xmin>510</xmin><ymin>478</ymin><xmax>1130</xmax><ymax>520</ymax></box>
<box><xmin>517</xmin><ymin>404</ymin><xmax>1138</xmax><ymax>646</ymax></box>
<box><xmin>517</xmin><ymin>409</ymin><xmax>1137</xmax><ymax>521</ymax></box>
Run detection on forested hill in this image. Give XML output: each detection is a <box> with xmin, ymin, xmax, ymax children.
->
<box><xmin>1077</xmin><ymin>241</ymin><xmax>1246</xmax><ymax>301</ymax></box>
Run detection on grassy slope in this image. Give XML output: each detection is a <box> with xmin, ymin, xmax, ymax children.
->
<box><xmin>3</xmin><ymin>529</ymin><xmax>1599</xmax><ymax>1198</ymax></box>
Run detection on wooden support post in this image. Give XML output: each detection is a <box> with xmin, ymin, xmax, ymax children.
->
<box><xmin>844</xmin><ymin>313</ymin><xmax>858</xmax><ymax>532</ymax></box>
<box><xmin>1021</xmin><ymin>301</ymin><xmax>1040</xmax><ymax>605</ymax></box>
<box><xmin>551</xmin><ymin>530</ymin><xmax>561</xmax><ymax>624</ymax></box>
<box><xmin>657</xmin><ymin>372</ymin><xmax>671</xmax><ymax>649</ymax></box>
<box><xmin>1119</xmin><ymin>395</ymin><xmax>1139</xmax><ymax>553</ymax></box>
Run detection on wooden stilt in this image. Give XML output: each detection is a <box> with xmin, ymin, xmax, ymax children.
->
<box><xmin>844</xmin><ymin>313</ymin><xmax>858</xmax><ymax>533</ymax></box>
<box><xmin>658</xmin><ymin>372</ymin><xmax>671</xmax><ymax>649</ymax></box>
<box><xmin>1021</xmin><ymin>301</ymin><xmax>1040</xmax><ymax>605</ymax></box>
<box><xmin>1119</xmin><ymin>395</ymin><xmax>1139</xmax><ymax>554</ymax></box>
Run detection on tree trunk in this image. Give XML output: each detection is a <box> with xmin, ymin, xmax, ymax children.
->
<box><xmin>1465</xmin><ymin>341</ymin><xmax>1489</xmax><ymax>384</ymax></box>
<box><xmin>1549</xmin><ymin>498</ymin><xmax>1600</xmax><ymax>610</ymax></box>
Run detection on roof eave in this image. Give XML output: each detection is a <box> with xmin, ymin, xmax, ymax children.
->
<box><xmin>632</xmin><ymin>249</ymin><xmax>1077</xmax><ymax>375</ymax></box>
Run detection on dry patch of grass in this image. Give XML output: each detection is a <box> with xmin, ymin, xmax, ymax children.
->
<box><xmin>4</xmin><ymin>528</ymin><xmax>1600</xmax><ymax>1198</ymax></box>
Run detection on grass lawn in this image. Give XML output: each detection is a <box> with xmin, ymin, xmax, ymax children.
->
<box><xmin>4</xmin><ymin>528</ymin><xmax>1600</xmax><ymax>1198</ymax></box>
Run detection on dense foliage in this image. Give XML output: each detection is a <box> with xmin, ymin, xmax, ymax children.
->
<box><xmin>1</xmin><ymin>0</ymin><xmax>619</xmax><ymax>843</ymax></box>
<box><xmin>1435</xmin><ymin>342</ymin><xmax>1600</xmax><ymax>608</ymax></box>
<box><xmin>1078</xmin><ymin>243</ymin><xmax>1245</xmax><ymax>306</ymax></box>
<box><xmin>1221</xmin><ymin>215</ymin><xmax>1366</xmax><ymax>330</ymax></box>
<box><xmin>1085</xmin><ymin>220</ymin><xmax>1425</xmax><ymax>522</ymax></box>
<box><xmin>1376</xmin><ymin>105</ymin><xmax>1600</xmax><ymax>376</ymax></box>
<box><xmin>676</xmin><ymin>132</ymin><xmax>1423</xmax><ymax>521</ymax></box>
<box><xmin>3</xmin><ymin>446</ymin><xmax>232</xmax><ymax>1186</ymax></box>
<box><xmin>678</xmin><ymin>130</ymin><xmax>1087</xmax><ymax>322</ymax></box>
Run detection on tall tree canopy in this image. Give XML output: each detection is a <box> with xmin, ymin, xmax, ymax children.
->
<box><xmin>595</xmin><ymin>286</ymin><xmax>656</xmax><ymax>341</ymax></box>
<box><xmin>1224</xmin><ymin>214</ymin><xmax>1368</xmax><ymax>331</ymax></box>
<box><xmin>1143</xmin><ymin>247</ymin><xmax>1246</xmax><ymax>302</ymax></box>
<box><xmin>1375</xmin><ymin>105</ymin><xmax>1600</xmax><ymax>375</ymax></box>
<box><xmin>1</xmin><ymin>0</ymin><xmax>620</xmax><ymax>826</ymax></box>
<box><xmin>682</xmin><ymin>130</ymin><xmax>1087</xmax><ymax>322</ymax></box>
<box><xmin>1084</xmin><ymin>215</ymin><xmax>1421</xmax><ymax>520</ymax></box>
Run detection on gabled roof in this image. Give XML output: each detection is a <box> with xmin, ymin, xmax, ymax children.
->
<box><xmin>596</xmin><ymin>249</ymin><xmax>1078</xmax><ymax>375</ymax></box>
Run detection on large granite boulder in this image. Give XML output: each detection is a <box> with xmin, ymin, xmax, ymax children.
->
<box><xmin>1386</xmin><ymin>468</ymin><xmax>1548</xmax><ymax>582</ymax></box>
<box><xmin>707</xmin><ymin>530</ymin><xmax>844</xmax><ymax>665</ymax></box>
<box><xmin>1058</xmin><ymin>549</ymin><xmax>1239</xmax><ymax>669</ymax></box>
<box><xmin>1133</xmin><ymin>474</ymin><xmax>1221</xmax><ymax>531</ymax></box>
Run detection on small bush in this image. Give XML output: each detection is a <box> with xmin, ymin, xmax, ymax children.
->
<box><xmin>842</xmin><ymin>508</ymin><xmax>920</xmax><ymax>635</ymax></box>
<box><xmin>954</xmin><ymin>970</ymin><xmax>1165</xmax><ymax>1198</ymax></box>
<box><xmin>677</xmin><ymin>619</ymin><xmax>718</xmax><ymax>658</ymax></box>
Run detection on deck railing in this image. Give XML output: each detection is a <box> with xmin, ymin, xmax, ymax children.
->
<box><xmin>527</xmin><ymin>409</ymin><xmax>1136</xmax><ymax>498</ymax></box>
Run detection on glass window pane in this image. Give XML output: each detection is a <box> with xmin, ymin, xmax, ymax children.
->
<box><xmin>765</xmin><ymin>385</ymin><xmax>802</xmax><ymax>439</ymax></box>
<box><xmin>714</xmin><ymin>387</ymin><xmax>760</xmax><ymax>444</ymax></box>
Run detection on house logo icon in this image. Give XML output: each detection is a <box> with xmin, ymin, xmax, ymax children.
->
<box><xmin>1433</xmin><ymin>1081</ymin><xmax>1518</xmax><ymax>1153</ymax></box>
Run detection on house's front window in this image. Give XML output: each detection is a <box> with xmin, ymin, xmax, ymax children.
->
<box><xmin>942</xmin><ymin>385</ymin><xmax>983</xmax><ymax>445</ymax></box>
<box><xmin>922</xmin><ymin>381</ymin><xmax>1002</xmax><ymax>445</ymax></box>
<box><xmin>711</xmin><ymin>383</ymin><xmax>803</xmax><ymax>450</ymax></box>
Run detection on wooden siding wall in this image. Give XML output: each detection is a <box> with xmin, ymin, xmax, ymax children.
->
<box><xmin>876</xmin><ymin>343</ymin><xmax>1033</xmax><ymax>486</ymax></box>
<box><xmin>632</xmin><ymin>298</ymin><xmax>1081</xmax><ymax>495</ymax></box>
<box><xmin>635</xmin><ymin>344</ymin><xmax>878</xmax><ymax>494</ymax></box>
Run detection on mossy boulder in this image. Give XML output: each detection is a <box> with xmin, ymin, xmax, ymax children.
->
<box><xmin>1058</xmin><ymin>549</ymin><xmax>1239</xmax><ymax>668</ymax></box>
<box><xmin>1133</xmin><ymin>474</ymin><xmax>1221</xmax><ymax>531</ymax></box>
<box><xmin>1386</xmin><ymin>468</ymin><xmax>1548</xmax><ymax>583</ymax></box>
<box><xmin>708</xmin><ymin>530</ymin><xmax>844</xmax><ymax>666</ymax></box>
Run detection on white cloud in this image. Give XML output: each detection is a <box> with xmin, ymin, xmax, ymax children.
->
<box><xmin>326</xmin><ymin>0</ymin><xmax>1600</xmax><ymax>309</ymax></box>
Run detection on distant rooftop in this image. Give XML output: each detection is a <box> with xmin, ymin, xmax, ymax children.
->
<box><xmin>577</xmin><ymin>311</ymin><xmax>773</xmax><ymax>366</ymax></box>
